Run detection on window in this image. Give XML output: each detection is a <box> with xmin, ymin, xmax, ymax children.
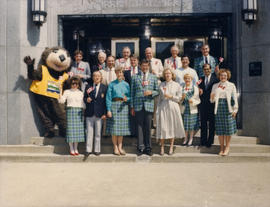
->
<box><xmin>111</xmin><ymin>38</ymin><xmax>139</xmax><ymax>58</ymax></box>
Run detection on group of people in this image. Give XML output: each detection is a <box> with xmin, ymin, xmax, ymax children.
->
<box><xmin>59</xmin><ymin>44</ymin><xmax>238</xmax><ymax>157</ymax></box>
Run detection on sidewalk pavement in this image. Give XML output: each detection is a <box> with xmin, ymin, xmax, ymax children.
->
<box><xmin>1</xmin><ymin>162</ymin><xmax>270</xmax><ymax>207</ymax></box>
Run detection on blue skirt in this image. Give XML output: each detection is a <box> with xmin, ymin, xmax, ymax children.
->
<box><xmin>66</xmin><ymin>107</ymin><xmax>85</xmax><ymax>143</ymax></box>
<box><xmin>215</xmin><ymin>99</ymin><xmax>237</xmax><ymax>135</ymax></box>
<box><xmin>106</xmin><ymin>101</ymin><xmax>131</xmax><ymax>136</ymax></box>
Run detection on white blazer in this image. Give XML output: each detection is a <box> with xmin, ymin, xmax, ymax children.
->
<box><xmin>180</xmin><ymin>85</ymin><xmax>201</xmax><ymax>114</ymax></box>
<box><xmin>149</xmin><ymin>58</ymin><xmax>164</xmax><ymax>78</ymax></box>
<box><xmin>210</xmin><ymin>81</ymin><xmax>238</xmax><ymax>114</ymax></box>
<box><xmin>115</xmin><ymin>58</ymin><xmax>131</xmax><ymax>70</ymax></box>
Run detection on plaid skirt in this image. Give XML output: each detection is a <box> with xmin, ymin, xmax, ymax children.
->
<box><xmin>215</xmin><ymin>99</ymin><xmax>237</xmax><ymax>135</ymax></box>
<box><xmin>182</xmin><ymin>104</ymin><xmax>199</xmax><ymax>131</ymax></box>
<box><xmin>106</xmin><ymin>101</ymin><xmax>131</xmax><ymax>136</ymax></box>
<box><xmin>66</xmin><ymin>107</ymin><xmax>85</xmax><ymax>143</ymax></box>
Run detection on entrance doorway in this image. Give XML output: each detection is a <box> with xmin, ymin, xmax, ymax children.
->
<box><xmin>60</xmin><ymin>14</ymin><xmax>231</xmax><ymax>71</ymax></box>
<box><xmin>60</xmin><ymin>13</ymin><xmax>241</xmax><ymax>128</ymax></box>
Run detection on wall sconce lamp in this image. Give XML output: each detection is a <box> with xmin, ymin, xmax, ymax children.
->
<box><xmin>31</xmin><ymin>0</ymin><xmax>47</xmax><ymax>27</ymax></box>
<box><xmin>144</xmin><ymin>25</ymin><xmax>151</xmax><ymax>39</ymax></box>
<box><xmin>209</xmin><ymin>28</ymin><xmax>223</xmax><ymax>40</ymax></box>
<box><xmin>242</xmin><ymin>0</ymin><xmax>258</xmax><ymax>25</ymax></box>
<box><xmin>73</xmin><ymin>29</ymin><xmax>85</xmax><ymax>50</ymax></box>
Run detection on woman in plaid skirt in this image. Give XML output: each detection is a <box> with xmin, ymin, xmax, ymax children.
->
<box><xmin>106</xmin><ymin>67</ymin><xmax>131</xmax><ymax>156</ymax></box>
<box><xmin>59</xmin><ymin>76</ymin><xmax>85</xmax><ymax>156</ymax></box>
<box><xmin>180</xmin><ymin>73</ymin><xmax>200</xmax><ymax>146</ymax></box>
<box><xmin>211</xmin><ymin>69</ymin><xmax>238</xmax><ymax>156</ymax></box>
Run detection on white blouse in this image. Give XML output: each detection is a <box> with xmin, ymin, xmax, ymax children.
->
<box><xmin>214</xmin><ymin>81</ymin><xmax>227</xmax><ymax>98</ymax></box>
<box><xmin>59</xmin><ymin>89</ymin><xmax>84</xmax><ymax>108</ymax></box>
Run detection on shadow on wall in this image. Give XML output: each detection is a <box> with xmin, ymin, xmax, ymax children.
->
<box><xmin>13</xmin><ymin>75</ymin><xmax>44</xmax><ymax>136</ymax></box>
<box><xmin>27</xmin><ymin>0</ymin><xmax>40</xmax><ymax>46</ymax></box>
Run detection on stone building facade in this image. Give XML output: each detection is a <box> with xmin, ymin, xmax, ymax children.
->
<box><xmin>0</xmin><ymin>0</ymin><xmax>269</xmax><ymax>144</ymax></box>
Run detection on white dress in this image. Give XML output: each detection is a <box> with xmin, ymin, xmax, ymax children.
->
<box><xmin>156</xmin><ymin>80</ymin><xmax>185</xmax><ymax>139</ymax></box>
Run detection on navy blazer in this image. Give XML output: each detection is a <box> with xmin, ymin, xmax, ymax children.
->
<box><xmin>124</xmin><ymin>67</ymin><xmax>141</xmax><ymax>86</ymax></box>
<box><xmin>84</xmin><ymin>83</ymin><xmax>107</xmax><ymax>118</ymax></box>
<box><xmin>198</xmin><ymin>74</ymin><xmax>219</xmax><ymax>106</ymax></box>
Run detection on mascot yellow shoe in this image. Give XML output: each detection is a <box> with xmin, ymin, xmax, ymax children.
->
<box><xmin>24</xmin><ymin>47</ymin><xmax>71</xmax><ymax>138</ymax></box>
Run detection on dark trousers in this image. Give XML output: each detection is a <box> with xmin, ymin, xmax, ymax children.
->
<box><xmin>200</xmin><ymin>103</ymin><xmax>215</xmax><ymax>146</ymax></box>
<box><xmin>135</xmin><ymin>107</ymin><xmax>153</xmax><ymax>151</ymax></box>
<box><xmin>34</xmin><ymin>93</ymin><xmax>66</xmax><ymax>136</ymax></box>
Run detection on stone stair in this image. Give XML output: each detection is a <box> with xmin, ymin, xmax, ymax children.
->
<box><xmin>0</xmin><ymin>134</ymin><xmax>270</xmax><ymax>163</ymax></box>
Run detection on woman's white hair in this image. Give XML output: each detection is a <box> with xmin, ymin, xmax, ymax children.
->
<box><xmin>98</xmin><ymin>51</ymin><xmax>107</xmax><ymax>59</ymax></box>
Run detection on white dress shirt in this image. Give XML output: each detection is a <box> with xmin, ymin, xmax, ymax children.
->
<box><xmin>100</xmin><ymin>67</ymin><xmax>117</xmax><ymax>86</ymax></box>
<box><xmin>164</xmin><ymin>56</ymin><xmax>182</xmax><ymax>70</ymax></box>
<box><xmin>94</xmin><ymin>83</ymin><xmax>100</xmax><ymax>98</ymax></box>
<box><xmin>130</xmin><ymin>66</ymin><xmax>139</xmax><ymax>76</ymax></box>
<box><xmin>205</xmin><ymin>74</ymin><xmax>212</xmax><ymax>86</ymax></box>
<box><xmin>115</xmin><ymin>58</ymin><xmax>131</xmax><ymax>70</ymax></box>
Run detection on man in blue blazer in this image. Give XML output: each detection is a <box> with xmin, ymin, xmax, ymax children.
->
<box><xmin>194</xmin><ymin>44</ymin><xmax>219</xmax><ymax>78</ymax></box>
<box><xmin>198</xmin><ymin>64</ymin><xmax>219</xmax><ymax>147</ymax></box>
<box><xmin>84</xmin><ymin>71</ymin><xmax>107</xmax><ymax>157</ymax></box>
<box><xmin>130</xmin><ymin>59</ymin><xmax>159</xmax><ymax>156</ymax></box>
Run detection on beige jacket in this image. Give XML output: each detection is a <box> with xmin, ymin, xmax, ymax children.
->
<box><xmin>180</xmin><ymin>85</ymin><xmax>201</xmax><ymax>114</ymax></box>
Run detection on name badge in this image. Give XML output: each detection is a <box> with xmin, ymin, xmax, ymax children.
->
<box><xmin>142</xmin><ymin>80</ymin><xmax>149</xmax><ymax>86</ymax></box>
<box><xmin>77</xmin><ymin>67</ymin><xmax>85</xmax><ymax>72</ymax></box>
<box><xmin>87</xmin><ymin>87</ymin><xmax>94</xmax><ymax>94</ymax></box>
<box><xmin>218</xmin><ymin>85</ymin><xmax>226</xmax><ymax>90</ymax></box>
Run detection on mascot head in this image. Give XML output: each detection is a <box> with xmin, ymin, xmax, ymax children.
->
<box><xmin>41</xmin><ymin>47</ymin><xmax>71</xmax><ymax>72</ymax></box>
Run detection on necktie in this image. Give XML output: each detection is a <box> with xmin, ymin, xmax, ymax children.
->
<box><xmin>205</xmin><ymin>76</ymin><xmax>209</xmax><ymax>89</ymax></box>
<box><xmin>173</xmin><ymin>58</ymin><xmax>176</xmax><ymax>69</ymax></box>
<box><xmin>205</xmin><ymin>56</ymin><xmax>208</xmax><ymax>64</ymax></box>
<box><xmin>143</xmin><ymin>73</ymin><xmax>146</xmax><ymax>87</ymax></box>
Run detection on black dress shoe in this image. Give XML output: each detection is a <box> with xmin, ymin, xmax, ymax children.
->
<box><xmin>137</xmin><ymin>150</ymin><xmax>143</xmax><ymax>156</ymax></box>
<box><xmin>83</xmin><ymin>152</ymin><xmax>91</xmax><ymax>161</ymax></box>
<box><xmin>44</xmin><ymin>131</ymin><xmax>55</xmax><ymax>138</ymax></box>
<box><xmin>144</xmin><ymin>150</ymin><xmax>153</xmax><ymax>156</ymax></box>
<box><xmin>85</xmin><ymin>152</ymin><xmax>91</xmax><ymax>156</ymax></box>
<box><xmin>206</xmin><ymin>143</ymin><xmax>212</xmax><ymax>148</ymax></box>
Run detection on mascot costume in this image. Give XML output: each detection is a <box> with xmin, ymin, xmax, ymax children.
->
<box><xmin>24</xmin><ymin>47</ymin><xmax>71</xmax><ymax>138</ymax></box>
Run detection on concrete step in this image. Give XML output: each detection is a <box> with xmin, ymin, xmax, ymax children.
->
<box><xmin>1</xmin><ymin>143</ymin><xmax>269</xmax><ymax>155</ymax></box>
<box><xmin>1</xmin><ymin>152</ymin><xmax>270</xmax><ymax>163</ymax></box>
<box><xmin>30</xmin><ymin>135</ymin><xmax>258</xmax><ymax>146</ymax></box>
